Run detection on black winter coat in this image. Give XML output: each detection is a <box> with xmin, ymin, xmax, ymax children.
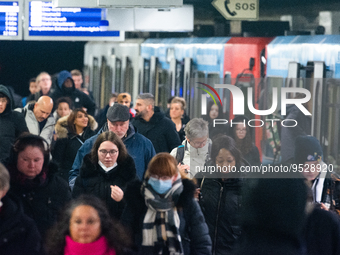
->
<box><xmin>72</xmin><ymin>154</ymin><xmax>137</xmax><ymax>220</ymax></box>
<box><xmin>243</xmin><ymin>144</ymin><xmax>261</xmax><ymax>166</ymax></box>
<box><xmin>0</xmin><ymin>194</ymin><xmax>44</xmax><ymax>255</ymax></box>
<box><xmin>199</xmin><ymin>177</ymin><xmax>243</xmax><ymax>255</ymax></box>
<box><xmin>52</xmin><ymin>115</ymin><xmax>97</xmax><ymax>181</ymax></box>
<box><xmin>8</xmin><ymin>163</ymin><xmax>72</xmax><ymax>236</ymax></box>
<box><xmin>132</xmin><ymin>107</ymin><xmax>181</xmax><ymax>153</ymax></box>
<box><xmin>0</xmin><ymin>85</ymin><xmax>28</xmax><ymax>163</ymax></box>
<box><xmin>121</xmin><ymin>179</ymin><xmax>212</xmax><ymax>255</ymax></box>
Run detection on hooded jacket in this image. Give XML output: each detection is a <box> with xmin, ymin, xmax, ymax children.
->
<box><xmin>15</xmin><ymin>103</ymin><xmax>56</xmax><ymax>146</ymax></box>
<box><xmin>0</xmin><ymin>85</ymin><xmax>28</xmax><ymax>163</ymax></box>
<box><xmin>52</xmin><ymin>114</ymin><xmax>97</xmax><ymax>181</ymax></box>
<box><xmin>51</xmin><ymin>71</ymin><xmax>95</xmax><ymax>116</ymax></box>
<box><xmin>0</xmin><ymin>194</ymin><xmax>44</xmax><ymax>255</ymax></box>
<box><xmin>132</xmin><ymin>107</ymin><xmax>181</xmax><ymax>153</ymax></box>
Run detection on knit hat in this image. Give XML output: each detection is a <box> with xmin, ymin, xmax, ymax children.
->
<box><xmin>294</xmin><ymin>135</ymin><xmax>323</xmax><ymax>165</ymax></box>
<box><xmin>106</xmin><ymin>104</ymin><xmax>130</xmax><ymax>122</ymax></box>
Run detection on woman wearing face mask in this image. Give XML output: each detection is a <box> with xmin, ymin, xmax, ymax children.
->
<box><xmin>198</xmin><ymin>135</ymin><xmax>243</xmax><ymax>255</ymax></box>
<box><xmin>121</xmin><ymin>153</ymin><xmax>212</xmax><ymax>255</ymax></box>
<box><xmin>72</xmin><ymin>131</ymin><xmax>137</xmax><ymax>220</ymax></box>
<box><xmin>52</xmin><ymin>108</ymin><xmax>97</xmax><ymax>181</ymax></box>
<box><xmin>46</xmin><ymin>195</ymin><xmax>132</xmax><ymax>255</ymax></box>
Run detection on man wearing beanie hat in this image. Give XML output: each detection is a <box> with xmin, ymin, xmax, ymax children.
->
<box><xmin>294</xmin><ymin>135</ymin><xmax>340</xmax><ymax>215</ymax></box>
<box><xmin>69</xmin><ymin>103</ymin><xmax>155</xmax><ymax>188</ymax></box>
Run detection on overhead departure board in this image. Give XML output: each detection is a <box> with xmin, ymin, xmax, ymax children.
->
<box><xmin>25</xmin><ymin>0</ymin><xmax>124</xmax><ymax>41</ymax></box>
<box><xmin>0</xmin><ymin>0</ymin><xmax>22</xmax><ymax>40</ymax></box>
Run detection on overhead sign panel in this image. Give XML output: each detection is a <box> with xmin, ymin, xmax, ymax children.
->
<box><xmin>97</xmin><ymin>0</ymin><xmax>183</xmax><ymax>8</ymax></box>
<box><xmin>24</xmin><ymin>0</ymin><xmax>124</xmax><ymax>41</ymax></box>
<box><xmin>0</xmin><ymin>0</ymin><xmax>22</xmax><ymax>40</ymax></box>
<box><xmin>212</xmin><ymin>0</ymin><xmax>258</xmax><ymax>20</ymax></box>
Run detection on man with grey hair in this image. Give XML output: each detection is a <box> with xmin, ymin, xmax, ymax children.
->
<box><xmin>133</xmin><ymin>93</ymin><xmax>181</xmax><ymax>153</ymax></box>
<box><xmin>170</xmin><ymin>118</ymin><xmax>212</xmax><ymax>179</ymax></box>
<box><xmin>0</xmin><ymin>163</ymin><xmax>43</xmax><ymax>254</ymax></box>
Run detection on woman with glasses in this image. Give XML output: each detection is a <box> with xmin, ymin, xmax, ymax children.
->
<box><xmin>121</xmin><ymin>153</ymin><xmax>211</xmax><ymax>255</ymax></box>
<box><xmin>72</xmin><ymin>131</ymin><xmax>137</xmax><ymax>220</ymax></box>
<box><xmin>230</xmin><ymin>116</ymin><xmax>261</xmax><ymax>166</ymax></box>
<box><xmin>52</xmin><ymin>108</ymin><xmax>97</xmax><ymax>181</ymax></box>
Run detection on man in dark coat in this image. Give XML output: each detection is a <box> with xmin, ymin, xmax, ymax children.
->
<box><xmin>69</xmin><ymin>104</ymin><xmax>155</xmax><ymax>188</ymax></box>
<box><xmin>0</xmin><ymin>85</ymin><xmax>28</xmax><ymax>164</ymax></box>
<box><xmin>133</xmin><ymin>93</ymin><xmax>181</xmax><ymax>153</ymax></box>
<box><xmin>51</xmin><ymin>70</ymin><xmax>96</xmax><ymax>116</ymax></box>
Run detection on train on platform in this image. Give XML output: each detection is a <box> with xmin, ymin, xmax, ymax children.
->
<box><xmin>83</xmin><ymin>35</ymin><xmax>340</xmax><ymax>172</ymax></box>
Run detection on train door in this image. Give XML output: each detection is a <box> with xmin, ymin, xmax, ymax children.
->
<box><xmin>323</xmin><ymin>80</ymin><xmax>340</xmax><ymax>172</ymax></box>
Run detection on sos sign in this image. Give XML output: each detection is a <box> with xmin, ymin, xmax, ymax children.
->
<box><xmin>212</xmin><ymin>0</ymin><xmax>258</xmax><ymax>20</ymax></box>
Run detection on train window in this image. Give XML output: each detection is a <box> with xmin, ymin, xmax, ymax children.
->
<box><xmin>124</xmin><ymin>57</ymin><xmax>134</xmax><ymax>94</ymax></box>
<box><xmin>92</xmin><ymin>57</ymin><xmax>101</xmax><ymax>108</ymax></box>
<box><xmin>143</xmin><ymin>59</ymin><xmax>150</xmax><ymax>94</ymax></box>
<box><xmin>115</xmin><ymin>58</ymin><xmax>122</xmax><ymax>93</ymax></box>
<box><xmin>157</xmin><ymin>69</ymin><xmax>170</xmax><ymax>111</ymax></box>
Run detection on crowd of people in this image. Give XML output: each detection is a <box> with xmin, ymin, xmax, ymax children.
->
<box><xmin>0</xmin><ymin>70</ymin><xmax>339</xmax><ymax>255</ymax></box>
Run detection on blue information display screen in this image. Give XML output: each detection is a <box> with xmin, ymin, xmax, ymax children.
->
<box><xmin>28</xmin><ymin>1</ymin><xmax>120</xmax><ymax>37</ymax></box>
<box><xmin>0</xmin><ymin>1</ymin><xmax>19</xmax><ymax>36</ymax></box>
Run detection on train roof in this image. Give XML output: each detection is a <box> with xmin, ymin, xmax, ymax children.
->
<box><xmin>141</xmin><ymin>37</ymin><xmax>231</xmax><ymax>77</ymax></box>
<box><xmin>267</xmin><ymin>35</ymin><xmax>340</xmax><ymax>78</ymax></box>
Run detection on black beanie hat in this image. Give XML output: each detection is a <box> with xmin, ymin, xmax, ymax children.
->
<box><xmin>294</xmin><ymin>135</ymin><xmax>323</xmax><ymax>165</ymax></box>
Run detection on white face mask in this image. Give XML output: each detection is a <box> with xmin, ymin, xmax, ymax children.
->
<box><xmin>0</xmin><ymin>200</ymin><xmax>2</xmax><ymax>208</ymax></box>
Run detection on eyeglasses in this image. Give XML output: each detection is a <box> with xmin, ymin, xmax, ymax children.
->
<box><xmin>150</xmin><ymin>174</ymin><xmax>172</xmax><ymax>181</ymax></box>
<box><xmin>99</xmin><ymin>149</ymin><xmax>118</xmax><ymax>156</ymax></box>
<box><xmin>0</xmin><ymin>98</ymin><xmax>7</xmax><ymax>104</ymax></box>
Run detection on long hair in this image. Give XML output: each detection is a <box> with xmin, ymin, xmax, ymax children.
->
<box><xmin>231</xmin><ymin>116</ymin><xmax>253</xmax><ymax>155</ymax></box>
<box><xmin>45</xmin><ymin>195</ymin><xmax>131</xmax><ymax>255</ymax></box>
<box><xmin>90</xmin><ymin>131</ymin><xmax>127</xmax><ymax>164</ymax></box>
<box><xmin>205</xmin><ymin>100</ymin><xmax>224</xmax><ymax>122</ymax></box>
<box><xmin>67</xmin><ymin>108</ymin><xmax>89</xmax><ymax>135</ymax></box>
<box><xmin>211</xmin><ymin>135</ymin><xmax>242</xmax><ymax>168</ymax></box>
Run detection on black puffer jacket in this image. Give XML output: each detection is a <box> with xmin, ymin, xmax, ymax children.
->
<box><xmin>0</xmin><ymin>85</ymin><xmax>28</xmax><ymax>163</ymax></box>
<box><xmin>0</xmin><ymin>194</ymin><xmax>44</xmax><ymax>255</ymax></box>
<box><xmin>199</xmin><ymin>177</ymin><xmax>243</xmax><ymax>255</ymax></box>
<box><xmin>7</xmin><ymin>163</ymin><xmax>72</xmax><ymax>236</ymax></box>
<box><xmin>121</xmin><ymin>179</ymin><xmax>212</xmax><ymax>255</ymax></box>
<box><xmin>52</xmin><ymin>115</ymin><xmax>97</xmax><ymax>181</ymax></box>
<box><xmin>132</xmin><ymin>107</ymin><xmax>181</xmax><ymax>153</ymax></box>
<box><xmin>72</xmin><ymin>154</ymin><xmax>137</xmax><ymax>220</ymax></box>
